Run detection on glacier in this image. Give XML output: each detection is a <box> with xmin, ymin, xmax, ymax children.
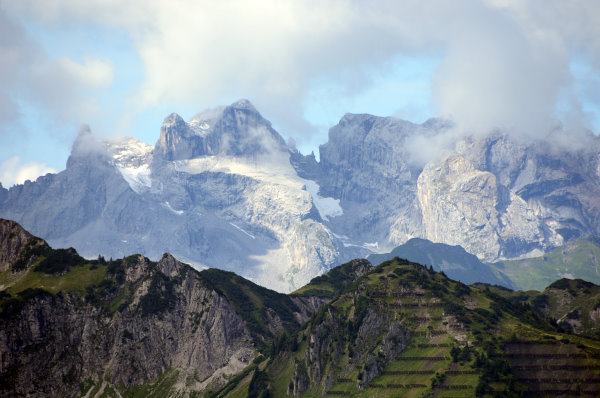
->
<box><xmin>303</xmin><ymin>179</ymin><xmax>343</xmax><ymax>221</ymax></box>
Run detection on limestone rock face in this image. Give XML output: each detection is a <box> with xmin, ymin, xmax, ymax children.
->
<box><xmin>315</xmin><ymin>113</ymin><xmax>427</xmax><ymax>251</ymax></box>
<box><xmin>306</xmin><ymin>116</ymin><xmax>600</xmax><ymax>262</ymax></box>
<box><xmin>418</xmin><ymin>153</ymin><xmax>501</xmax><ymax>257</ymax></box>
<box><xmin>0</xmin><ymin>101</ymin><xmax>363</xmax><ymax>293</ymax></box>
<box><xmin>416</xmin><ymin>153</ymin><xmax>556</xmax><ymax>261</ymax></box>
<box><xmin>0</xmin><ymin>254</ymin><xmax>254</xmax><ymax>397</ymax></box>
<box><xmin>1</xmin><ymin>102</ymin><xmax>600</xmax><ymax>291</ymax></box>
<box><xmin>419</xmin><ymin>134</ymin><xmax>600</xmax><ymax>261</ymax></box>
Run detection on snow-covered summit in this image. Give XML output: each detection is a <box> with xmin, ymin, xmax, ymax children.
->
<box><xmin>155</xmin><ymin>99</ymin><xmax>287</xmax><ymax>161</ymax></box>
<box><xmin>104</xmin><ymin>136</ymin><xmax>153</xmax><ymax>168</ymax></box>
<box><xmin>103</xmin><ymin>137</ymin><xmax>153</xmax><ymax>194</ymax></box>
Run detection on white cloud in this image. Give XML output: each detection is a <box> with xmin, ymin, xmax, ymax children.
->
<box><xmin>57</xmin><ymin>56</ymin><xmax>113</xmax><ymax>88</ymax></box>
<box><xmin>28</xmin><ymin>55</ymin><xmax>114</xmax><ymax>122</ymax></box>
<box><xmin>1</xmin><ymin>0</ymin><xmax>599</xmax><ymax>153</ymax></box>
<box><xmin>432</xmin><ymin>1</ymin><xmax>570</xmax><ymax>137</ymax></box>
<box><xmin>0</xmin><ymin>156</ymin><xmax>57</xmax><ymax>188</ymax></box>
<box><xmin>0</xmin><ymin>6</ymin><xmax>114</xmax><ymax>132</ymax></box>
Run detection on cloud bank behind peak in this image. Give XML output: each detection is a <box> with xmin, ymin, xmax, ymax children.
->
<box><xmin>0</xmin><ymin>0</ymin><xmax>598</xmax><ymax>174</ymax></box>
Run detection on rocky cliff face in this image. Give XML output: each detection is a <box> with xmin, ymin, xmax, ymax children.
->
<box><xmin>416</xmin><ymin>134</ymin><xmax>600</xmax><ymax>260</ymax></box>
<box><xmin>315</xmin><ymin>114</ymin><xmax>425</xmax><ymax>248</ymax></box>
<box><xmin>304</xmin><ymin>116</ymin><xmax>600</xmax><ymax>262</ymax></box>
<box><xmin>416</xmin><ymin>152</ymin><xmax>559</xmax><ymax>261</ymax></box>
<box><xmin>0</xmin><ymin>220</ymin><xmax>339</xmax><ymax>397</ymax></box>
<box><xmin>0</xmin><ymin>219</ymin><xmax>44</xmax><ymax>272</ymax></box>
<box><xmin>0</xmin><ymin>101</ymin><xmax>363</xmax><ymax>293</ymax></box>
<box><xmin>0</xmin><ymin>252</ymin><xmax>254</xmax><ymax>396</ymax></box>
<box><xmin>2</xmin><ymin>102</ymin><xmax>600</xmax><ymax>293</ymax></box>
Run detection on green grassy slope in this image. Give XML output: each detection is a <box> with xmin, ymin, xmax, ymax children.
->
<box><xmin>0</xmin><ymin>245</ymin><xmax>125</xmax><ymax>318</ymax></box>
<box><xmin>473</xmin><ymin>279</ymin><xmax>600</xmax><ymax>339</ymax></box>
<box><xmin>235</xmin><ymin>258</ymin><xmax>600</xmax><ymax>397</ymax></box>
<box><xmin>291</xmin><ymin>259</ymin><xmax>372</xmax><ymax>298</ymax></box>
<box><xmin>490</xmin><ymin>238</ymin><xmax>600</xmax><ymax>291</ymax></box>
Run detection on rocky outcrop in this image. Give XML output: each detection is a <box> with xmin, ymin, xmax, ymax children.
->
<box><xmin>155</xmin><ymin>99</ymin><xmax>287</xmax><ymax>160</ymax></box>
<box><xmin>0</xmin><ymin>219</ymin><xmax>45</xmax><ymax>272</ymax></box>
<box><xmin>291</xmin><ymin>295</ymin><xmax>331</xmax><ymax>324</ymax></box>
<box><xmin>0</xmin><ymin>253</ymin><xmax>255</xmax><ymax>397</ymax></box>
<box><xmin>308</xmin><ymin>116</ymin><xmax>600</xmax><ymax>262</ymax></box>
<box><xmin>315</xmin><ymin>113</ymin><xmax>425</xmax><ymax>248</ymax></box>
<box><xmin>289</xmin><ymin>285</ymin><xmax>410</xmax><ymax>397</ymax></box>
<box><xmin>417</xmin><ymin>153</ymin><xmax>558</xmax><ymax>261</ymax></box>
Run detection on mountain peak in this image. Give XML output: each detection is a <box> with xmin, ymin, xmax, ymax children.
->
<box><xmin>67</xmin><ymin>125</ymin><xmax>111</xmax><ymax>168</ymax></box>
<box><xmin>230</xmin><ymin>98</ymin><xmax>256</xmax><ymax>111</ymax></box>
<box><xmin>155</xmin><ymin>100</ymin><xmax>286</xmax><ymax>160</ymax></box>
<box><xmin>163</xmin><ymin>112</ymin><xmax>186</xmax><ymax>126</ymax></box>
<box><xmin>0</xmin><ymin>219</ymin><xmax>46</xmax><ymax>272</ymax></box>
<box><xmin>189</xmin><ymin>99</ymin><xmax>260</xmax><ymax>125</ymax></box>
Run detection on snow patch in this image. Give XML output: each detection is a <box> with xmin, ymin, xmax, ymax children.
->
<box><xmin>188</xmin><ymin>120</ymin><xmax>211</xmax><ymax>135</ymax></box>
<box><xmin>104</xmin><ymin>137</ymin><xmax>153</xmax><ymax>163</ymax></box>
<box><xmin>118</xmin><ymin>164</ymin><xmax>151</xmax><ymax>194</ymax></box>
<box><xmin>174</xmin><ymin>154</ymin><xmax>304</xmax><ymax>189</ymax></box>
<box><xmin>332</xmin><ymin>233</ymin><xmax>364</xmax><ymax>248</ymax></box>
<box><xmin>363</xmin><ymin>242</ymin><xmax>379</xmax><ymax>249</ymax></box>
<box><xmin>229</xmin><ymin>222</ymin><xmax>255</xmax><ymax>239</ymax></box>
<box><xmin>164</xmin><ymin>201</ymin><xmax>184</xmax><ymax>215</ymax></box>
<box><xmin>104</xmin><ymin>137</ymin><xmax>153</xmax><ymax>194</ymax></box>
<box><xmin>303</xmin><ymin>180</ymin><xmax>343</xmax><ymax>221</ymax></box>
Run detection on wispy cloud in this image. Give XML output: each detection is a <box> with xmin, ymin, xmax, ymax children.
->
<box><xmin>0</xmin><ymin>6</ymin><xmax>113</xmax><ymax>132</ymax></box>
<box><xmin>1</xmin><ymin>0</ymin><xmax>599</xmax><ymax>155</ymax></box>
<box><xmin>0</xmin><ymin>156</ymin><xmax>56</xmax><ymax>188</ymax></box>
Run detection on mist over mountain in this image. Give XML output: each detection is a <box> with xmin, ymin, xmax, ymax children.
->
<box><xmin>297</xmin><ymin>111</ymin><xmax>600</xmax><ymax>262</ymax></box>
<box><xmin>1</xmin><ymin>100</ymin><xmax>600</xmax><ymax>292</ymax></box>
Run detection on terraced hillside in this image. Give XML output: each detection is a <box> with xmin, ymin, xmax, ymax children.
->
<box><xmin>230</xmin><ymin>258</ymin><xmax>600</xmax><ymax>397</ymax></box>
<box><xmin>480</xmin><ymin>278</ymin><xmax>600</xmax><ymax>340</ymax></box>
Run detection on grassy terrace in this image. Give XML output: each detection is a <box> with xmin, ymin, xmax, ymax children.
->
<box><xmin>0</xmin><ymin>260</ymin><xmax>107</xmax><ymax>295</ymax></box>
<box><xmin>251</xmin><ymin>258</ymin><xmax>600</xmax><ymax>397</ymax></box>
<box><xmin>315</xmin><ymin>262</ymin><xmax>484</xmax><ymax>397</ymax></box>
<box><xmin>0</xmin><ymin>246</ymin><xmax>131</xmax><ymax>318</ymax></box>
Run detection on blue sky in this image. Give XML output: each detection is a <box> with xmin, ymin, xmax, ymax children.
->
<box><xmin>0</xmin><ymin>0</ymin><xmax>599</xmax><ymax>187</ymax></box>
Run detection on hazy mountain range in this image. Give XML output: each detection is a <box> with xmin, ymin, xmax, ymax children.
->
<box><xmin>1</xmin><ymin>99</ymin><xmax>599</xmax><ymax>292</ymax></box>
